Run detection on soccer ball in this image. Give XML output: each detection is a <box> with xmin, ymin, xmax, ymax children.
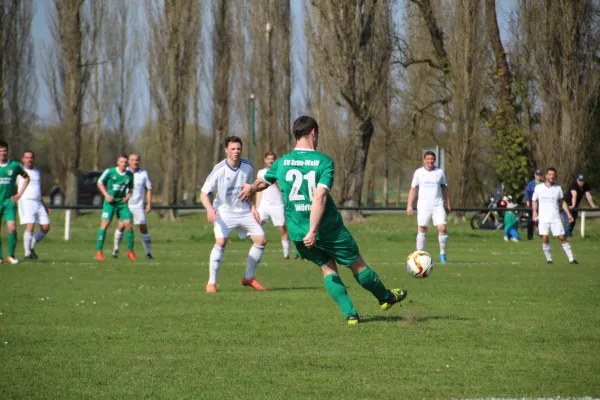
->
<box><xmin>406</xmin><ymin>251</ymin><xmax>435</xmax><ymax>278</ymax></box>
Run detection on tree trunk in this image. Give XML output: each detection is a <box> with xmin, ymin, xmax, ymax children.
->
<box><xmin>211</xmin><ymin>0</ymin><xmax>230</xmax><ymax>166</ymax></box>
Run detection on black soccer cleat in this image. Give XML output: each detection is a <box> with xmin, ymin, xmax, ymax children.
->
<box><xmin>24</xmin><ymin>254</ymin><xmax>35</xmax><ymax>260</ymax></box>
<box><xmin>112</xmin><ymin>249</ymin><xmax>119</xmax><ymax>259</ymax></box>
<box><xmin>347</xmin><ymin>315</ymin><xmax>360</xmax><ymax>325</ymax></box>
<box><xmin>570</xmin><ymin>259</ymin><xmax>579</xmax><ymax>265</ymax></box>
<box><xmin>146</xmin><ymin>253</ymin><xmax>153</xmax><ymax>260</ymax></box>
<box><xmin>30</xmin><ymin>249</ymin><xmax>38</xmax><ymax>260</ymax></box>
<box><xmin>547</xmin><ymin>260</ymin><xmax>553</xmax><ymax>264</ymax></box>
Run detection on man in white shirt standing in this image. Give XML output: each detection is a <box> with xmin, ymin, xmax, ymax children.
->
<box><xmin>406</xmin><ymin>151</ymin><xmax>451</xmax><ymax>264</ymax></box>
<box><xmin>17</xmin><ymin>150</ymin><xmax>50</xmax><ymax>260</ymax></box>
<box><xmin>113</xmin><ymin>153</ymin><xmax>153</xmax><ymax>259</ymax></box>
<box><xmin>532</xmin><ymin>167</ymin><xmax>577</xmax><ymax>264</ymax></box>
<box><xmin>200</xmin><ymin>136</ymin><xmax>267</xmax><ymax>293</ymax></box>
<box><xmin>256</xmin><ymin>152</ymin><xmax>291</xmax><ymax>259</ymax></box>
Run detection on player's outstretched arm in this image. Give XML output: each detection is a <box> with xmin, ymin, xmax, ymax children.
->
<box><xmin>238</xmin><ymin>178</ymin><xmax>270</xmax><ymax>201</ymax></box>
<box><xmin>303</xmin><ymin>187</ymin><xmax>328</xmax><ymax>248</ymax></box>
<box><xmin>12</xmin><ymin>171</ymin><xmax>29</xmax><ymax>202</ymax></box>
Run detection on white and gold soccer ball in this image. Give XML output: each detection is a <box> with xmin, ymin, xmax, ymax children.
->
<box><xmin>406</xmin><ymin>251</ymin><xmax>435</xmax><ymax>278</ymax></box>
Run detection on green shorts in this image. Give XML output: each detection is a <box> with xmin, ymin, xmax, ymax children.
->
<box><xmin>101</xmin><ymin>201</ymin><xmax>132</xmax><ymax>221</ymax></box>
<box><xmin>294</xmin><ymin>227</ymin><xmax>360</xmax><ymax>267</ymax></box>
<box><xmin>0</xmin><ymin>202</ymin><xmax>16</xmax><ymax>222</ymax></box>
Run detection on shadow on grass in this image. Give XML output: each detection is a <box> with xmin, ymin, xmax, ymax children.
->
<box><xmin>266</xmin><ymin>286</ymin><xmax>324</xmax><ymax>291</ymax></box>
<box><xmin>360</xmin><ymin>315</ymin><xmax>469</xmax><ymax>324</ymax></box>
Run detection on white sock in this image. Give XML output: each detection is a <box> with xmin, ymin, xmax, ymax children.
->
<box><xmin>24</xmin><ymin>231</ymin><xmax>33</xmax><ymax>256</ymax></box>
<box><xmin>562</xmin><ymin>243</ymin><xmax>574</xmax><ymax>262</ymax></box>
<box><xmin>209</xmin><ymin>245</ymin><xmax>225</xmax><ymax>284</ymax></box>
<box><xmin>32</xmin><ymin>229</ymin><xmax>46</xmax><ymax>248</ymax></box>
<box><xmin>438</xmin><ymin>233</ymin><xmax>448</xmax><ymax>255</ymax></box>
<box><xmin>141</xmin><ymin>233</ymin><xmax>152</xmax><ymax>255</ymax></box>
<box><xmin>114</xmin><ymin>231</ymin><xmax>123</xmax><ymax>251</ymax></box>
<box><xmin>245</xmin><ymin>244</ymin><xmax>265</xmax><ymax>280</ymax></box>
<box><xmin>416</xmin><ymin>232</ymin><xmax>426</xmax><ymax>251</ymax></box>
<box><xmin>542</xmin><ymin>244</ymin><xmax>552</xmax><ymax>262</ymax></box>
<box><xmin>282</xmin><ymin>240</ymin><xmax>290</xmax><ymax>258</ymax></box>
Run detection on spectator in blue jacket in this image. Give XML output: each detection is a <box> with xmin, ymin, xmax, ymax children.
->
<box><xmin>524</xmin><ymin>169</ymin><xmax>543</xmax><ymax>240</ymax></box>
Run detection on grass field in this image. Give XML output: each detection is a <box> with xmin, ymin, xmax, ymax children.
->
<box><xmin>1</xmin><ymin>212</ymin><xmax>599</xmax><ymax>399</ymax></box>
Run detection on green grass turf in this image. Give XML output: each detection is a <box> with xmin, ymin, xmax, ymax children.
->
<box><xmin>1</xmin><ymin>212</ymin><xmax>599</xmax><ymax>399</ymax></box>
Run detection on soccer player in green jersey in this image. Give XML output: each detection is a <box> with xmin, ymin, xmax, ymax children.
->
<box><xmin>239</xmin><ymin>116</ymin><xmax>407</xmax><ymax>324</ymax></box>
<box><xmin>0</xmin><ymin>140</ymin><xmax>30</xmax><ymax>264</ymax></box>
<box><xmin>95</xmin><ymin>155</ymin><xmax>136</xmax><ymax>261</ymax></box>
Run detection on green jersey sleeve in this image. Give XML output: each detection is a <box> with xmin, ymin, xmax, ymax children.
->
<box><xmin>264</xmin><ymin>159</ymin><xmax>279</xmax><ymax>185</ymax></box>
<box><xmin>317</xmin><ymin>157</ymin><xmax>334</xmax><ymax>191</ymax></box>
<box><xmin>99</xmin><ymin>168</ymin><xmax>111</xmax><ymax>185</ymax></box>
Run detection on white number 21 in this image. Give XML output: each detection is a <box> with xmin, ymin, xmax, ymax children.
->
<box><xmin>285</xmin><ymin>169</ymin><xmax>316</xmax><ymax>201</ymax></box>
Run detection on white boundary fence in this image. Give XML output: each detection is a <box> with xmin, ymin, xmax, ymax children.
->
<box><xmin>55</xmin><ymin>206</ymin><xmax>599</xmax><ymax>241</ymax></box>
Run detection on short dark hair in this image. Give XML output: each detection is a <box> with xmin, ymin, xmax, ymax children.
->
<box><xmin>423</xmin><ymin>151</ymin><xmax>437</xmax><ymax>160</ymax></box>
<box><xmin>23</xmin><ymin>149</ymin><xmax>35</xmax><ymax>157</ymax></box>
<box><xmin>224</xmin><ymin>136</ymin><xmax>242</xmax><ymax>148</ymax></box>
<box><xmin>264</xmin><ymin>151</ymin><xmax>277</xmax><ymax>158</ymax></box>
<box><xmin>293</xmin><ymin>116</ymin><xmax>318</xmax><ymax>141</ymax></box>
<box><xmin>546</xmin><ymin>167</ymin><xmax>557</xmax><ymax>174</ymax></box>
<box><xmin>0</xmin><ymin>141</ymin><xmax>8</xmax><ymax>150</ymax></box>
<box><xmin>117</xmin><ymin>154</ymin><xmax>128</xmax><ymax>160</ymax></box>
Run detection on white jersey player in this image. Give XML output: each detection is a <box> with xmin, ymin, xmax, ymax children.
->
<box><xmin>406</xmin><ymin>151</ymin><xmax>451</xmax><ymax>264</ymax></box>
<box><xmin>532</xmin><ymin>168</ymin><xmax>577</xmax><ymax>264</ymax></box>
<box><xmin>17</xmin><ymin>150</ymin><xmax>50</xmax><ymax>260</ymax></box>
<box><xmin>113</xmin><ymin>153</ymin><xmax>153</xmax><ymax>259</ymax></box>
<box><xmin>200</xmin><ymin>136</ymin><xmax>267</xmax><ymax>293</ymax></box>
<box><xmin>256</xmin><ymin>152</ymin><xmax>291</xmax><ymax>259</ymax></box>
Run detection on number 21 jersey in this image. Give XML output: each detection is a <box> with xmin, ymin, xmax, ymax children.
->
<box><xmin>263</xmin><ymin>149</ymin><xmax>344</xmax><ymax>241</ymax></box>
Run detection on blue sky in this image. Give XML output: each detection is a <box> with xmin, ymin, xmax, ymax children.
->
<box><xmin>31</xmin><ymin>0</ymin><xmax>516</xmax><ymax>132</ymax></box>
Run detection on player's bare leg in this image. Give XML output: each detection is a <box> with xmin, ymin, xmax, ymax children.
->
<box><xmin>278</xmin><ymin>226</ymin><xmax>291</xmax><ymax>259</ymax></box>
<box><xmin>349</xmin><ymin>256</ymin><xmax>407</xmax><ymax>313</ymax></box>
<box><xmin>6</xmin><ymin>220</ymin><xmax>19</xmax><ymax>264</ymax></box>
<box><xmin>557</xmin><ymin>234</ymin><xmax>577</xmax><ymax>264</ymax></box>
<box><xmin>206</xmin><ymin>237</ymin><xmax>228</xmax><ymax>293</ymax></box>
<box><xmin>437</xmin><ymin>224</ymin><xmax>448</xmax><ymax>264</ymax></box>
<box><xmin>113</xmin><ymin>221</ymin><xmax>125</xmax><ymax>258</ymax></box>
<box><xmin>29</xmin><ymin>223</ymin><xmax>49</xmax><ymax>259</ymax></box>
<box><xmin>541</xmin><ymin>235</ymin><xmax>552</xmax><ymax>263</ymax></box>
<box><xmin>242</xmin><ymin>235</ymin><xmax>267</xmax><ymax>291</ymax></box>
<box><xmin>139</xmin><ymin>223</ymin><xmax>152</xmax><ymax>259</ymax></box>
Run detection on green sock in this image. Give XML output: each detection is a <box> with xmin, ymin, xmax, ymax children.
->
<box><xmin>354</xmin><ymin>267</ymin><xmax>390</xmax><ymax>303</ymax></box>
<box><xmin>96</xmin><ymin>229</ymin><xmax>106</xmax><ymax>251</ymax></box>
<box><xmin>125</xmin><ymin>230</ymin><xmax>134</xmax><ymax>251</ymax></box>
<box><xmin>324</xmin><ymin>273</ymin><xmax>358</xmax><ymax>319</ymax></box>
<box><xmin>8</xmin><ymin>232</ymin><xmax>17</xmax><ymax>257</ymax></box>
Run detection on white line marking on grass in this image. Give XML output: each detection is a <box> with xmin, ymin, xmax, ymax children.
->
<box><xmin>455</xmin><ymin>398</ymin><xmax>598</xmax><ymax>400</ymax></box>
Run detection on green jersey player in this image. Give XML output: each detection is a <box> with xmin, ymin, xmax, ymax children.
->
<box><xmin>95</xmin><ymin>155</ymin><xmax>136</xmax><ymax>261</ymax></box>
<box><xmin>0</xmin><ymin>140</ymin><xmax>30</xmax><ymax>264</ymax></box>
<box><xmin>239</xmin><ymin>116</ymin><xmax>407</xmax><ymax>324</ymax></box>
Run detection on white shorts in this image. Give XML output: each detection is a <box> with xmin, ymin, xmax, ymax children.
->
<box><xmin>214</xmin><ymin>211</ymin><xmax>265</xmax><ymax>239</ymax></box>
<box><xmin>258</xmin><ymin>202</ymin><xmax>286</xmax><ymax>227</ymax></box>
<box><xmin>417</xmin><ymin>206</ymin><xmax>446</xmax><ymax>227</ymax></box>
<box><xmin>129</xmin><ymin>206</ymin><xmax>147</xmax><ymax>225</ymax></box>
<box><xmin>18</xmin><ymin>199</ymin><xmax>50</xmax><ymax>225</ymax></box>
<box><xmin>538</xmin><ymin>220</ymin><xmax>565</xmax><ymax>237</ymax></box>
